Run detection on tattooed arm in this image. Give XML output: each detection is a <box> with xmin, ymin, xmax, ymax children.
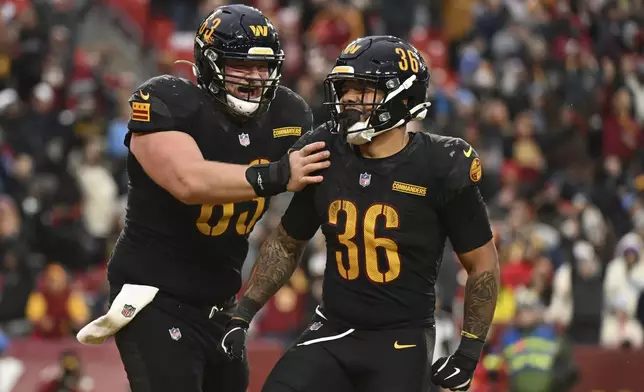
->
<box><xmin>243</xmin><ymin>224</ymin><xmax>309</xmax><ymax>306</ymax></box>
<box><xmin>219</xmin><ymin>225</ymin><xmax>310</xmax><ymax>359</ymax></box>
<box><xmin>228</xmin><ymin>223</ymin><xmax>311</xmax><ymax>324</ymax></box>
<box><xmin>430</xmin><ymin>239</ymin><xmax>498</xmax><ymax>389</ymax></box>
<box><xmin>229</xmin><ymin>182</ymin><xmax>321</xmax><ymax>325</ymax></box>
<box><xmin>458</xmin><ymin>239</ymin><xmax>500</xmax><ymax>340</ymax></box>
<box><xmin>219</xmin><ymin>186</ymin><xmax>320</xmax><ymax>360</ymax></box>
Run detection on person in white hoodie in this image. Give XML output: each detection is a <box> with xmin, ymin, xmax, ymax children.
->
<box><xmin>602</xmin><ymin>232</ymin><xmax>644</xmax><ymax>348</ymax></box>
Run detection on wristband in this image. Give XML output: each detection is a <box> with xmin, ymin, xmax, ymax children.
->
<box><xmin>232</xmin><ymin>296</ymin><xmax>263</xmax><ymax>324</ymax></box>
<box><xmin>245</xmin><ymin>155</ymin><xmax>290</xmax><ymax>197</ymax></box>
<box><xmin>456</xmin><ymin>333</ymin><xmax>485</xmax><ymax>361</ymax></box>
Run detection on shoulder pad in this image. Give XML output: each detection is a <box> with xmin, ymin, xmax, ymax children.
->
<box><xmin>127</xmin><ymin>75</ymin><xmax>201</xmax><ymax>133</ymax></box>
<box><xmin>289</xmin><ymin>122</ymin><xmax>336</xmax><ymax>152</ymax></box>
<box><xmin>273</xmin><ymin>86</ymin><xmax>314</xmax><ymax>133</ymax></box>
<box><xmin>430</xmin><ymin>135</ymin><xmax>482</xmax><ymax>190</ymax></box>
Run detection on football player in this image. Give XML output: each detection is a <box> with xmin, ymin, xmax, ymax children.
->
<box><xmin>81</xmin><ymin>5</ymin><xmax>329</xmax><ymax>392</ymax></box>
<box><xmin>220</xmin><ymin>36</ymin><xmax>500</xmax><ymax>392</ymax></box>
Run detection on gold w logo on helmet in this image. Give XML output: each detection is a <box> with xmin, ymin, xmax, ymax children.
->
<box><xmin>249</xmin><ymin>25</ymin><xmax>268</xmax><ymax>37</ymax></box>
<box><xmin>342</xmin><ymin>43</ymin><xmax>361</xmax><ymax>55</ymax></box>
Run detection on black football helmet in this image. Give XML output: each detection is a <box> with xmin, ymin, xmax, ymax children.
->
<box><xmin>192</xmin><ymin>4</ymin><xmax>284</xmax><ymax>117</ymax></box>
<box><xmin>323</xmin><ymin>36</ymin><xmax>431</xmax><ymax>144</ymax></box>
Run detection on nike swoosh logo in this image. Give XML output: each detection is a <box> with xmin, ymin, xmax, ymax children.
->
<box><xmin>393</xmin><ymin>341</ymin><xmax>417</xmax><ymax>349</ymax></box>
<box><xmin>445</xmin><ymin>367</ymin><xmax>461</xmax><ymax>380</ymax></box>
<box><xmin>463</xmin><ymin>146</ymin><xmax>473</xmax><ymax>157</ymax></box>
<box><xmin>140</xmin><ymin>90</ymin><xmax>150</xmax><ymax>100</ymax></box>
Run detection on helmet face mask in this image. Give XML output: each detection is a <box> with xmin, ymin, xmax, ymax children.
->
<box><xmin>193</xmin><ymin>5</ymin><xmax>284</xmax><ymax>118</ymax></box>
<box><xmin>323</xmin><ymin>36</ymin><xmax>432</xmax><ymax>145</ymax></box>
<box><xmin>325</xmin><ymin>76</ymin><xmax>389</xmax><ymax>145</ymax></box>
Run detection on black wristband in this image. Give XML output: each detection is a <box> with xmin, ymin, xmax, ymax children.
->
<box><xmin>245</xmin><ymin>156</ymin><xmax>290</xmax><ymax>197</ymax></box>
<box><xmin>232</xmin><ymin>296</ymin><xmax>263</xmax><ymax>323</ymax></box>
<box><xmin>457</xmin><ymin>335</ymin><xmax>485</xmax><ymax>361</ymax></box>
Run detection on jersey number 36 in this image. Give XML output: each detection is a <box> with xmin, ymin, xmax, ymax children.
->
<box><xmin>329</xmin><ymin>200</ymin><xmax>401</xmax><ymax>284</ymax></box>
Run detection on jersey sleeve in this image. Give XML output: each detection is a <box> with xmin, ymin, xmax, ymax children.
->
<box><xmin>127</xmin><ymin>75</ymin><xmax>199</xmax><ymax>136</ymax></box>
<box><xmin>437</xmin><ymin>185</ymin><xmax>493</xmax><ymax>253</ymax></box>
<box><xmin>434</xmin><ymin>137</ymin><xmax>492</xmax><ymax>253</ymax></box>
<box><xmin>280</xmin><ymin>186</ymin><xmax>321</xmax><ymax>241</ymax></box>
<box><xmin>437</xmin><ymin>137</ymin><xmax>483</xmax><ymax>191</ymax></box>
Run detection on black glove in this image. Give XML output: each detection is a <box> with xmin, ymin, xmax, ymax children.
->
<box><xmin>218</xmin><ymin>317</ymin><xmax>249</xmax><ymax>361</ymax></box>
<box><xmin>431</xmin><ymin>351</ymin><xmax>478</xmax><ymax>391</ymax></box>
<box><xmin>432</xmin><ymin>334</ymin><xmax>484</xmax><ymax>391</ymax></box>
<box><xmin>245</xmin><ymin>154</ymin><xmax>290</xmax><ymax>197</ymax></box>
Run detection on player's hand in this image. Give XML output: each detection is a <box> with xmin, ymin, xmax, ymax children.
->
<box><xmin>287</xmin><ymin>141</ymin><xmax>330</xmax><ymax>192</ymax></box>
<box><xmin>431</xmin><ymin>352</ymin><xmax>478</xmax><ymax>391</ymax></box>
<box><xmin>218</xmin><ymin>317</ymin><xmax>249</xmax><ymax>361</ymax></box>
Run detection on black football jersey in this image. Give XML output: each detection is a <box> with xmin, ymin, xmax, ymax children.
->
<box><xmin>281</xmin><ymin>125</ymin><xmax>492</xmax><ymax>329</ymax></box>
<box><xmin>108</xmin><ymin>75</ymin><xmax>313</xmax><ymax>305</ymax></box>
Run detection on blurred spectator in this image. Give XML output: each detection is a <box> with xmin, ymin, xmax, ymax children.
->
<box><xmin>0</xmin><ymin>330</ymin><xmax>24</xmax><ymax>392</ymax></box>
<box><xmin>305</xmin><ymin>0</ymin><xmax>365</xmax><ymax>60</ymax></box>
<box><xmin>37</xmin><ymin>349</ymin><xmax>93</xmax><ymax>392</ymax></box>
<box><xmin>485</xmin><ymin>288</ymin><xmax>578</xmax><ymax>392</ymax></box>
<box><xmin>547</xmin><ymin>241</ymin><xmax>603</xmax><ymax>344</ymax></box>
<box><xmin>602</xmin><ymin>88</ymin><xmax>642</xmax><ymax>160</ymax></box>
<box><xmin>73</xmin><ymin>137</ymin><xmax>117</xmax><ymax>262</ymax></box>
<box><xmin>602</xmin><ymin>232</ymin><xmax>644</xmax><ymax>348</ymax></box>
<box><xmin>0</xmin><ymin>247</ymin><xmax>33</xmax><ymax>327</ymax></box>
<box><xmin>12</xmin><ymin>6</ymin><xmax>48</xmax><ymax>102</ymax></box>
<box><xmin>25</xmin><ymin>263</ymin><xmax>88</xmax><ymax>339</ymax></box>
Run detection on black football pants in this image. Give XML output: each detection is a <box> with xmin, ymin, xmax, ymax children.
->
<box><xmin>262</xmin><ymin>311</ymin><xmax>435</xmax><ymax>392</ymax></box>
<box><xmin>112</xmin><ymin>288</ymin><xmax>248</xmax><ymax>392</ymax></box>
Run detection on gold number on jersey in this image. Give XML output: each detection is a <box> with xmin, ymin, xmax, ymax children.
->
<box><xmin>395</xmin><ymin>48</ymin><xmax>419</xmax><ymax>73</ymax></box>
<box><xmin>199</xmin><ymin>16</ymin><xmax>221</xmax><ymax>42</ymax></box>
<box><xmin>328</xmin><ymin>200</ymin><xmax>401</xmax><ymax>283</ymax></box>
<box><xmin>196</xmin><ymin>158</ymin><xmax>269</xmax><ymax>236</ymax></box>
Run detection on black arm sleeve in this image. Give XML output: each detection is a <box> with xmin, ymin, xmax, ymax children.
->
<box><xmin>437</xmin><ymin>186</ymin><xmax>493</xmax><ymax>254</ymax></box>
<box><xmin>280</xmin><ymin>187</ymin><xmax>321</xmax><ymax>241</ymax></box>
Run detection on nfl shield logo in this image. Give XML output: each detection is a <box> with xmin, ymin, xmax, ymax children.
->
<box><xmin>310</xmin><ymin>321</ymin><xmax>323</xmax><ymax>331</ymax></box>
<box><xmin>238</xmin><ymin>133</ymin><xmax>250</xmax><ymax>147</ymax></box>
<box><xmin>121</xmin><ymin>304</ymin><xmax>136</xmax><ymax>318</ymax></box>
<box><xmin>169</xmin><ymin>327</ymin><xmax>182</xmax><ymax>341</ymax></box>
<box><xmin>359</xmin><ymin>173</ymin><xmax>371</xmax><ymax>187</ymax></box>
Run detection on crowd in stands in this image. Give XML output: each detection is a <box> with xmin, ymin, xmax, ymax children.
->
<box><xmin>1</xmin><ymin>0</ymin><xmax>644</xmax><ymax>391</ymax></box>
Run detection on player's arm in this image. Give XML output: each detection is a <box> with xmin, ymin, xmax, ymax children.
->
<box><xmin>242</xmin><ymin>223</ymin><xmax>310</xmax><ymax>308</ymax></box>
<box><xmin>235</xmin><ymin>186</ymin><xmax>319</xmax><ymax>318</ymax></box>
<box><xmin>131</xmin><ymin>132</ymin><xmax>328</xmax><ymax>205</ymax></box>
<box><xmin>219</xmin><ymin>187</ymin><xmax>320</xmax><ymax>359</ymax></box>
<box><xmin>442</xmin><ymin>185</ymin><xmax>499</xmax><ymax>337</ymax></box>
<box><xmin>127</xmin><ymin>80</ymin><xmax>329</xmax><ymax>205</ymax></box>
<box><xmin>432</xmin><ymin>140</ymin><xmax>499</xmax><ymax>391</ymax></box>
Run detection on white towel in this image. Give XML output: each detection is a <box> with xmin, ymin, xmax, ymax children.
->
<box><xmin>76</xmin><ymin>284</ymin><xmax>159</xmax><ymax>345</ymax></box>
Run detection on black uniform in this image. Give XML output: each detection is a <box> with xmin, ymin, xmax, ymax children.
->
<box><xmin>108</xmin><ymin>74</ymin><xmax>312</xmax><ymax>392</ymax></box>
<box><xmin>261</xmin><ymin>125</ymin><xmax>493</xmax><ymax>392</ymax></box>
